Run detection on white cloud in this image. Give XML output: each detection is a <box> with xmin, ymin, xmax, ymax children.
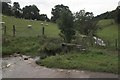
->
<box><xmin>1</xmin><ymin>0</ymin><xmax>11</xmax><ymax>2</ymax></box>
<box><xmin>11</xmin><ymin>0</ymin><xmax>119</xmax><ymax>18</ymax></box>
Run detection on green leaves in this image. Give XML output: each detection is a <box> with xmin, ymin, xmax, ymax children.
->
<box><xmin>51</xmin><ymin>4</ymin><xmax>70</xmax><ymax>22</ymax></box>
<box><xmin>57</xmin><ymin>9</ymin><xmax>75</xmax><ymax>43</ymax></box>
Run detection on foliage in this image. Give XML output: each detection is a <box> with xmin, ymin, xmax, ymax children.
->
<box><xmin>13</xmin><ymin>2</ymin><xmax>22</xmax><ymax>18</ymax></box>
<box><xmin>2</xmin><ymin>2</ymin><xmax>49</xmax><ymax>21</ymax></box>
<box><xmin>115</xmin><ymin>7</ymin><xmax>120</xmax><ymax>24</ymax></box>
<box><xmin>57</xmin><ymin>9</ymin><xmax>75</xmax><ymax>43</ymax></box>
<box><xmin>2</xmin><ymin>2</ymin><xmax>13</xmax><ymax>16</ymax></box>
<box><xmin>74</xmin><ymin>10</ymin><xmax>97</xmax><ymax>35</ymax></box>
<box><xmin>94</xmin><ymin>7</ymin><xmax>119</xmax><ymax>24</ymax></box>
<box><xmin>39</xmin><ymin>37</ymin><xmax>63</xmax><ymax>59</ymax></box>
<box><xmin>39</xmin><ymin>50</ymin><xmax>118</xmax><ymax>74</ymax></box>
<box><xmin>51</xmin><ymin>4</ymin><xmax>69</xmax><ymax>22</ymax></box>
<box><xmin>22</xmin><ymin>5</ymin><xmax>40</xmax><ymax>20</ymax></box>
<box><xmin>39</xmin><ymin>14</ymin><xmax>50</xmax><ymax>22</ymax></box>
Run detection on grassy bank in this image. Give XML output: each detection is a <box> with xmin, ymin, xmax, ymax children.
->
<box><xmin>39</xmin><ymin>50</ymin><xmax>118</xmax><ymax>73</ymax></box>
<box><xmin>2</xmin><ymin>36</ymin><xmax>40</xmax><ymax>56</ymax></box>
<box><xmin>39</xmin><ymin>50</ymin><xmax>118</xmax><ymax>74</ymax></box>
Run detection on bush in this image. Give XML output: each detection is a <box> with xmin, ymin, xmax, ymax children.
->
<box><xmin>2</xmin><ymin>47</ymin><xmax>14</xmax><ymax>56</ymax></box>
<box><xmin>39</xmin><ymin>37</ymin><xmax>63</xmax><ymax>59</ymax></box>
<box><xmin>39</xmin><ymin>42</ymin><xmax>62</xmax><ymax>58</ymax></box>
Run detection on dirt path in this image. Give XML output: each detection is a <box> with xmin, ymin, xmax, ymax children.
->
<box><xmin>2</xmin><ymin>56</ymin><xmax>118</xmax><ymax>78</ymax></box>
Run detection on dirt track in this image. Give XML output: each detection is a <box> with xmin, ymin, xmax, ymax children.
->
<box><xmin>2</xmin><ymin>56</ymin><xmax>118</xmax><ymax>78</ymax></box>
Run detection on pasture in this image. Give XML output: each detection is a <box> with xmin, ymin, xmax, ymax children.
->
<box><xmin>97</xmin><ymin>19</ymin><xmax>118</xmax><ymax>48</ymax></box>
<box><xmin>2</xmin><ymin>15</ymin><xmax>60</xmax><ymax>56</ymax></box>
<box><xmin>2</xmin><ymin>15</ymin><xmax>60</xmax><ymax>37</ymax></box>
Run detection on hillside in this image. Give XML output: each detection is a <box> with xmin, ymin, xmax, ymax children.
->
<box><xmin>2</xmin><ymin>15</ymin><xmax>60</xmax><ymax>37</ymax></box>
<box><xmin>97</xmin><ymin>19</ymin><xmax>118</xmax><ymax>47</ymax></box>
<box><xmin>2</xmin><ymin>15</ymin><xmax>118</xmax><ymax>43</ymax></box>
<box><xmin>2</xmin><ymin>15</ymin><xmax>60</xmax><ymax>56</ymax></box>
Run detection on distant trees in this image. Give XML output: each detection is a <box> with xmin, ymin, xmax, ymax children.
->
<box><xmin>2</xmin><ymin>2</ymin><xmax>13</xmax><ymax>16</ymax></box>
<box><xmin>22</xmin><ymin>5</ymin><xmax>40</xmax><ymax>20</ymax></box>
<box><xmin>57</xmin><ymin>8</ymin><xmax>75</xmax><ymax>43</ymax></box>
<box><xmin>117</xmin><ymin>7</ymin><xmax>120</xmax><ymax>24</ymax></box>
<box><xmin>13</xmin><ymin>2</ymin><xmax>22</xmax><ymax>18</ymax></box>
<box><xmin>115</xmin><ymin>7</ymin><xmax>120</xmax><ymax>24</ymax></box>
<box><xmin>94</xmin><ymin>7</ymin><xmax>120</xmax><ymax>24</ymax></box>
<box><xmin>2</xmin><ymin>2</ymin><xmax>49</xmax><ymax>21</ymax></box>
<box><xmin>74</xmin><ymin>10</ymin><xmax>97</xmax><ymax>35</ymax></box>
<box><xmin>51</xmin><ymin>4</ymin><xmax>69</xmax><ymax>22</ymax></box>
<box><xmin>39</xmin><ymin>14</ymin><xmax>50</xmax><ymax>21</ymax></box>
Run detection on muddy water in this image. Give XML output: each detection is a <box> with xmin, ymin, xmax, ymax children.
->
<box><xmin>2</xmin><ymin>56</ymin><xmax>118</xmax><ymax>78</ymax></box>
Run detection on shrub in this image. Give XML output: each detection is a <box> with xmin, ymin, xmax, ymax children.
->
<box><xmin>39</xmin><ymin>37</ymin><xmax>63</xmax><ymax>59</ymax></box>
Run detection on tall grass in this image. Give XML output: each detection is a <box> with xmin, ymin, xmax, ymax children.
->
<box><xmin>39</xmin><ymin>50</ymin><xmax>118</xmax><ymax>74</ymax></box>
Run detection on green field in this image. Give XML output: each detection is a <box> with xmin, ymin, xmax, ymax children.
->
<box><xmin>2</xmin><ymin>16</ymin><xmax>118</xmax><ymax>43</ymax></box>
<box><xmin>2</xmin><ymin>15</ymin><xmax>60</xmax><ymax>37</ymax></box>
<box><xmin>2</xmin><ymin>15</ymin><xmax>60</xmax><ymax>56</ymax></box>
<box><xmin>97</xmin><ymin>19</ymin><xmax>118</xmax><ymax>47</ymax></box>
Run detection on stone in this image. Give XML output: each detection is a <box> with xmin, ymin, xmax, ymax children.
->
<box><xmin>34</xmin><ymin>57</ymin><xmax>40</xmax><ymax>61</ymax></box>
<box><xmin>13</xmin><ymin>53</ymin><xmax>21</xmax><ymax>57</ymax></box>
<box><xmin>81</xmin><ymin>71</ymin><xmax>84</xmax><ymax>73</ymax></box>
<box><xmin>13</xmin><ymin>53</ymin><xmax>18</xmax><ymax>57</ymax></box>
<box><xmin>68</xmin><ymin>70</ymin><xmax>71</xmax><ymax>73</ymax></box>
<box><xmin>59</xmin><ymin>69</ymin><xmax>64</xmax><ymax>72</ymax></box>
<box><xmin>6</xmin><ymin>64</ymin><xmax>11</xmax><ymax>68</ymax></box>
<box><xmin>24</xmin><ymin>58</ymin><xmax>28</xmax><ymax>60</ymax></box>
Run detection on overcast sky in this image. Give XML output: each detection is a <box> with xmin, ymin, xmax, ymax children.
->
<box><xmin>10</xmin><ymin>0</ymin><xmax>119</xmax><ymax>18</ymax></box>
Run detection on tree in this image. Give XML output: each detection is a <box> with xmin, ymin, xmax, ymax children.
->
<box><xmin>13</xmin><ymin>2</ymin><xmax>22</xmax><ymax>18</ymax></box>
<box><xmin>115</xmin><ymin>7</ymin><xmax>120</xmax><ymax>24</ymax></box>
<box><xmin>39</xmin><ymin>14</ymin><xmax>50</xmax><ymax>22</ymax></box>
<box><xmin>74</xmin><ymin>10</ymin><xmax>96</xmax><ymax>35</ymax></box>
<box><xmin>22</xmin><ymin>5</ymin><xmax>40</xmax><ymax>20</ymax></box>
<box><xmin>57</xmin><ymin>9</ymin><xmax>75</xmax><ymax>43</ymax></box>
<box><xmin>2</xmin><ymin>2</ymin><xmax>13</xmax><ymax>16</ymax></box>
<box><xmin>51</xmin><ymin>4</ymin><xmax>69</xmax><ymax>22</ymax></box>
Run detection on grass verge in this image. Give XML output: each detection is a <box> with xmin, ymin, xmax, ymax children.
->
<box><xmin>38</xmin><ymin>50</ymin><xmax>118</xmax><ymax>74</ymax></box>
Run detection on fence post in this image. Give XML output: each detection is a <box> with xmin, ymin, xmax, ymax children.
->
<box><xmin>42</xmin><ymin>26</ymin><xmax>45</xmax><ymax>35</ymax></box>
<box><xmin>115</xmin><ymin>39</ymin><xmax>118</xmax><ymax>50</ymax></box>
<box><xmin>13</xmin><ymin>25</ymin><xmax>16</xmax><ymax>37</ymax></box>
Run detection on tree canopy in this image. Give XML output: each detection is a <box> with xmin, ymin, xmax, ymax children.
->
<box><xmin>13</xmin><ymin>2</ymin><xmax>22</xmax><ymax>18</ymax></box>
<box><xmin>115</xmin><ymin>7</ymin><xmax>120</xmax><ymax>24</ymax></box>
<box><xmin>57</xmin><ymin>8</ymin><xmax>75</xmax><ymax>43</ymax></box>
<box><xmin>74</xmin><ymin>10</ymin><xmax>97</xmax><ymax>35</ymax></box>
<box><xmin>22</xmin><ymin>5</ymin><xmax>40</xmax><ymax>20</ymax></box>
<box><xmin>51</xmin><ymin>4</ymin><xmax>69</xmax><ymax>22</ymax></box>
<box><xmin>2</xmin><ymin>2</ymin><xmax>49</xmax><ymax>21</ymax></box>
<box><xmin>2</xmin><ymin>2</ymin><xmax>13</xmax><ymax>16</ymax></box>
